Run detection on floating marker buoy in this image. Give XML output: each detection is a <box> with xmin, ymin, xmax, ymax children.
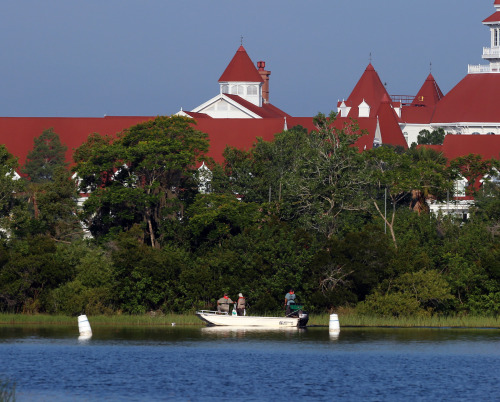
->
<box><xmin>329</xmin><ymin>313</ymin><xmax>340</xmax><ymax>332</ymax></box>
<box><xmin>171</xmin><ymin>323</ymin><xmax>176</xmax><ymax>326</ymax></box>
<box><xmin>78</xmin><ymin>314</ymin><xmax>92</xmax><ymax>337</ymax></box>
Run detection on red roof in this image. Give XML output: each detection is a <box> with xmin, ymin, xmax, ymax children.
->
<box><xmin>401</xmin><ymin>73</ymin><xmax>444</xmax><ymax>124</ymax></box>
<box><xmin>0</xmin><ymin>115</ymin><xmax>316</xmax><ymax>167</ymax></box>
<box><xmin>0</xmin><ymin>116</ymin><xmax>153</xmax><ymax>166</ymax></box>
<box><xmin>439</xmin><ymin>134</ymin><xmax>500</xmax><ymax>160</ymax></box>
<box><xmin>182</xmin><ymin>111</ymin><xmax>213</xmax><ymax>119</ymax></box>
<box><xmin>411</xmin><ymin>74</ymin><xmax>444</xmax><ymax>107</ymax></box>
<box><xmin>483</xmin><ymin>11</ymin><xmax>500</xmax><ymax>23</ymax></box>
<box><xmin>218</xmin><ymin>46</ymin><xmax>264</xmax><ymax>83</ymax></box>
<box><xmin>334</xmin><ymin>93</ymin><xmax>407</xmax><ymax>151</ymax></box>
<box><xmin>344</xmin><ymin>64</ymin><xmax>391</xmax><ymax>118</ymax></box>
<box><xmin>374</xmin><ymin>95</ymin><xmax>408</xmax><ymax>149</ymax></box>
<box><xmin>224</xmin><ymin>94</ymin><xmax>291</xmax><ymax>118</ymax></box>
<box><xmin>194</xmin><ymin>117</ymin><xmax>315</xmax><ymax>163</ymax></box>
<box><xmin>431</xmin><ymin>74</ymin><xmax>500</xmax><ymax>123</ymax></box>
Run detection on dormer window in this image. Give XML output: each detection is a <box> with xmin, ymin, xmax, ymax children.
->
<box><xmin>358</xmin><ymin>100</ymin><xmax>370</xmax><ymax>118</ymax></box>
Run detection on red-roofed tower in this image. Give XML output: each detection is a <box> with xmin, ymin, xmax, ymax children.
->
<box><xmin>337</xmin><ymin>63</ymin><xmax>390</xmax><ymax>119</ymax></box>
<box><xmin>218</xmin><ymin>45</ymin><xmax>264</xmax><ymax>107</ymax></box>
<box><xmin>411</xmin><ymin>74</ymin><xmax>444</xmax><ymax>108</ymax></box>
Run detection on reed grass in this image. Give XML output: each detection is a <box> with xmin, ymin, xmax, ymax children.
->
<box><xmin>1</xmin><ymin>311</ymin><xmax>499</xmax><ymax>328</ymax></box>
<box><xmin>0</xmin><ymin>378</ymin><xmax>16</xmax><ymax>402</ymax></box>
<box><xmin>308</xmin><ymin>310</ymin><xmax>500</xmax><ymax>328</ymax></box>
<box><xmin>0</xmin><ymin>313</ymin><xmax>202</xmax><ymax>327</ymax></box>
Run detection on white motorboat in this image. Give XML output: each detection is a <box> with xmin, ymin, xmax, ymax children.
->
<box><xmin>195</xmin><ymin>310</ymin><xmax>309</xmax><ymax>327</ymax></box>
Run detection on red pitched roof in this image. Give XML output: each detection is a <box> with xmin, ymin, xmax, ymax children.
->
<box><xmin>194</xmin><ymin>117</ymin><xmax>315</xmax><ymax>163</ymax></box>
<box><xmin>344</xmin><ymin>64</ymin><xmax>391</xmax><ymax>118</ymax></box>
<box><xmin>0</xmin><ymin>116</ymin><xmax>153</xmax><ymax>166</ymax></box>
<box><xmin>224</xmin><ymin>94</ymin><xmax>291</xmax><ymax>118</ymax></box>
<box><xmin>182</xmin><ymin>111</ymin><xmax>213</xmax><ymax>119</ymax></box>
<box><xmin>401</xmin><ymin>73</ymin><xmax>444</xmax><ymax>124</ymax></box>
<box><xmin>374</xmin><ymin>95</ymin><xmax>408</xmax><ymax>149</ymax></box>
<box><xmin>218</xmin><ymin>46</ymin><xmax>264</xmax><ymax>83</ymax></box>
<box><xmin>431</xmin><ymin>74</ymin><xmax>500</xmax><ymax>123</ymax></box>
<box><xmin>439</xmin><ymin>134</ymin><xmax>500</xmax><ymax>160</ymax></box>
<box><xmin>412</xmin><ymin>74</ymin><xmax>444</xmax><ymax>107</ymax></box>
<box><xmin>483</xmin><ymin>11</ymin><xmax>500</xmax><ymax>23</ymax></box>
<box><xmin>401</xmin><ymin>106</ymin><xmax>435</xmax><ymax>124</ymax></box>
<box><xmin>0</xmin><ymin>115</ymin><xmax>316</xmax><ymax>167</ymax></box>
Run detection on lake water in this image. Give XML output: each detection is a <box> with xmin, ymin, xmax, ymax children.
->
<box><xmin>1</xmin><ymin>325</ymin><xmax>500</xmax><ymax>401</ymax></box>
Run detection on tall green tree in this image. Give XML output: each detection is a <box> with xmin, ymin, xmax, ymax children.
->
<box><xmin>22</xmin><ymin>128</ymin><xmax>67</xmax><ymax>183</ymax></box>
<box><xmin>291</xmin><ymin>112</ymin><xmax>371</xmax><ymax>238</ymax></box>
<box><xmin>367</xmin><ymin>146</ymin><xmax>454</xmax><ymax>247</ymax></box>
<box><xmin>74</xmin><ymin>116</ymin><xmax>209</xmax><ymax>247</ymax></box>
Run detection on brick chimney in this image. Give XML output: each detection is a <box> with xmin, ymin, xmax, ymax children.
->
<box><xmin>257</xmin><ymin>61</ymin><xmax>271</xmax><ymax>104</ymax></box>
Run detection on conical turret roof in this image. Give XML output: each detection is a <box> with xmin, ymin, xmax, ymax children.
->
<box><xmin>411</xmin><ymin>73</ymin><xmax>444</xmax><ymax>107</ymax></box>
<box><xmin>483</xmin><ymin>0</ymin><xmax>500</xmax><ymax>23</ymax></box>
<box><xmin>218</xmin><ymin>46</ymin><xmax>264</xmax><ymax>83</ymax></box>
<box><xmin>345</xmin><ymin>63</ymin><xmax>391</xmax><ymax>118</ymax></box>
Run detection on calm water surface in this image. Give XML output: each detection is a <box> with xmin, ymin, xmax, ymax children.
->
<box><xmin>1</xmin><ymin>325</ymin><xmax>500</xmax><ymax>401</ymax></box>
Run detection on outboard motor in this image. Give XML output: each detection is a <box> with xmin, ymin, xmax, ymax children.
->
<box><xmin>298</xmin><ymin>311</ymin><xmax>309</xmax><ymax>327</ymax></box>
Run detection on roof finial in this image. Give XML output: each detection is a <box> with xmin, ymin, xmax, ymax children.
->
<box><xmin>369</xmin><ymin>52</ymin><xmax>372</xmax><ymax>64</ymax></box>
<box><xmin>240</xmin><ymin>35</ymin><xmax>244</xmax><ymax>46</ymax></box>
<box><xmin>429</xmin><ymin>62</ymin><xmax>432</xmax><ymax>73</ymax></box>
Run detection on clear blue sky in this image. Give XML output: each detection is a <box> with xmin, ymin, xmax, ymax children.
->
<box><xmin>0</xmin><ymin>0</ymin><xmax>492</xmax><ymax>117</ymax></box>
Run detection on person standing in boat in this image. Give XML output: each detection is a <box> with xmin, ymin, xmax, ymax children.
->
<box><xmin>217</xmin><ymin>293</ymin><xmax>234</xmax><ymax>313</ymax></box>
<box><xmin>284</xmin><ymin>289</ymin><xmax>296</xmax><ymax>316</ymax></box>
<box><xmin>236</xmin><ymin>293</ymin><xmax>246</xmax><ymax>316</ymax></box>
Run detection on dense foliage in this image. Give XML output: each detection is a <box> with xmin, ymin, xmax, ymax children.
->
<box><xmin>0</xmin><ymin>115</ymin><xmax>499</xmax><ymax>317</ymax></box>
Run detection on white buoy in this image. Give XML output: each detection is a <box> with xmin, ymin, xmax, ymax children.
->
<box><xmin>329</xmin><ymin>313</ymin><xmax>340</xmax><ymax>332</ymax></box>
<box><xmin>78</xmin><ymin>314</ymin><xmax>92</xmax><ymax>337</ymax></box>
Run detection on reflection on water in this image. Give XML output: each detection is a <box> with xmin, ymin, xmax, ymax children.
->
<box><xmin>1</xmin><ymin>325</ymin><xmax>500</xmax><ymax>401</ymax></box>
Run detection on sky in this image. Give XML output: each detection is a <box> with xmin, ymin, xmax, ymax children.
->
<box><xmin>0</xmin><ymin>0</ymin><xmax>493</xmax><ymax>118</ymax></box>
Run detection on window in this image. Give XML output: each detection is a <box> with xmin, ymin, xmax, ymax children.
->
<box><xmin>230</xmin><ymin>85</ymin><xmax>244</xmax><ymax>95</ymax></box>
<box><xmin>247</xmin><ymin>85</ymin><xmax>258</xmax><ymax>95</ymax></box>
<box><xmin>221</xmin><ymin>85</ymin><xmax>229</xmax><ymax>94</ymax></box>
<box><xmin>455</xmin><ymin>178</ymin><xmax>466</xmax><ymax>197</ymax></box>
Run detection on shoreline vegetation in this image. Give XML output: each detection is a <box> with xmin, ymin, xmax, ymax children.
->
<box><xmin>1</xmin><ymin>313</ymin><xmax>499</xmax><ymax>329</ymax></box>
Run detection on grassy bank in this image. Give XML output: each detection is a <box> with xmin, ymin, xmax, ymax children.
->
<box><xmin>1</xmin><ymin>312</ymin><xmax>500</xmax><ymax>328</ymax></box>
<box><xmin>0</xmin><ymin>313</ymin><xmax>201</xmax><ymax>327</ymax></box>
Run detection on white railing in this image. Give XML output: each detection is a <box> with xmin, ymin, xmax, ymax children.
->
<box><xmin>468</xmin><ymin>63</ymin><xmax>500</xmax><ymax>73</ymax></box>
<box><xmin>482</xmin><ymin>46</ymin><xmax>500</xmax><ymax>58</ymax></box>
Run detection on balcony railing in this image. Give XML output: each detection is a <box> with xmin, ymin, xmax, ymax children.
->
<box><xmin>468</xmin><ymin>63</ymin><xmax>500</xmax><ymax>73</ymax></box>
<box><xmin>390</xmin><ymin>95</ymin><xmax>415</xmax><ymax>105</ymax></box>
<box><xmin>482</xmin><ymin>46</ymin><xmax>500</xmax><ymax>59</ymax></box>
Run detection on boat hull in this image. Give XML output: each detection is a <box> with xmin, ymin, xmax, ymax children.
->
<box><xmin>196</xmin><ymin>310</ymin><xmax>308</xmax><ymax>327</ymax></box>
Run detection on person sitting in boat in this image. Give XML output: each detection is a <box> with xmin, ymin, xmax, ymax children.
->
<box><xmin>217</xmin><ymin>293</ymin><xmax>234</xmax><ymax>314</ymax></box>
<box><xmin>236</xmin><ymin>293</ymin><xmax>246</xmax><ymax>316</ymax></box>
<box><xmin>284</xmin><ymin>289</ymin><xmax>296</xmax><ymax>316</ymax></box>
